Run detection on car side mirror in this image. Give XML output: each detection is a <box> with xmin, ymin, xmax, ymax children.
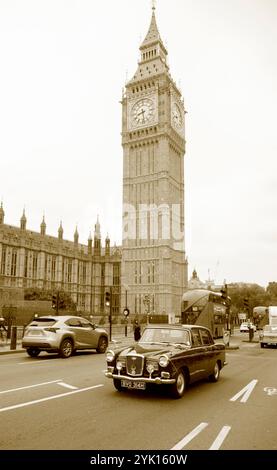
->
<box><xmin>89</xmin><ymin>323</ymin><xmax>96</xmax><ymax>329</ymax></box>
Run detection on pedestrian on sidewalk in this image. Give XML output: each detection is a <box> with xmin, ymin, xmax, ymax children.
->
<box><xmin>133</xmin><ymin>320</ymin><xmax>141</xmax><ymax>341</ymax></box>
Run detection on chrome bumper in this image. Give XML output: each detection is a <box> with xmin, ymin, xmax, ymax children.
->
<box><xmin>105</xmin><ymin>371</ymin><xmax>176</xmax><ymax>385</ymax></box>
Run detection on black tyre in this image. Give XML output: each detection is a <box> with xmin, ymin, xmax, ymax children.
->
<box><xmin>209</xmin><ymin>361</ymin><xmax>220</xmax><ymax>382</ymax></box>
<box><xmin>170</xmin><ymin>370</ymin><xmax>186</xmax><ymax>398</ymax></box>
<box><xmin>59</xmin><ymin>338</ymin><xmax>73</xmax><ymax>358</ymax></box>
<box><xmin>26</xmin><ymin>348</ymin><xmax>40</xmax><ymax>358</ymax></box>
<box><xmin>96</xmin><ymin>336</ymin><xmax>108</xmax><ymax>353</ymax></box>
<box><xmin>260</xmin><ymin>343</ymin><xmax>265</xmax><ymax>348</ymax></box>
<box><xmin>113</xmin><ymin>379</ymin><xmax>122</xmax><ymax>391</ymax></box>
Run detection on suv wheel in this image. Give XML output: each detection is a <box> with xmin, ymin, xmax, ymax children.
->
<box><xmin>96</xmin><ymin>336</ymin><xmax>108</xmax><ymax>353</ymax></box>
<box><xmin>26</xmin><ymin>348</ymin><xmax>40</xmax><ymax>358</ymax></box>
<box><xmin>59</xmin><ymin>338</ymin><xmax>73</xmax><ymax>358</ymax></box>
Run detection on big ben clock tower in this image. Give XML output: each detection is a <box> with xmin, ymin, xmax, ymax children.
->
<box><xmin>121</xmin><ymin>4</ymin><xmax>188</xmax><ymax>320</ymax></box>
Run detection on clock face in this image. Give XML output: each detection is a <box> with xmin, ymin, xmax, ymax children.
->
<box><xmin>132</xmin><ymin>98</ymin><xmax>154</xmax><ymax>127</ymax></box>
<box><xmin>172</xmin><ymin>102</ymin><xmax>183</xmax><ymax>129</ymax></box>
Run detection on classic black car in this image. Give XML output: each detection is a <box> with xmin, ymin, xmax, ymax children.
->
<box><xmin>105</xmin><ymin>324</ymin><xmax>226</xmax><ymax>398</ymax></box>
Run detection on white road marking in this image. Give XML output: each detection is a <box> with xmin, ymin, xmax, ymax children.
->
<box><xmin>17</xmin><ymin>360</ymin><xmax>51</xmax><ymax>365</ymax></box>
<box><xmin>0</xmin><ymin>384</ymin><xmax>103</xmax><ymax>413</ymax></box>
<box><xmin>0</xmin><ymin>379</ymin><xmax>63</xmax><ymax>395</ymax></box>
<box><xmin>171</xmin><ymin>422</ymin><xmax>208</xmax><ymax>450</ymax></box>
<box><xmin>264</xmin><ymin>387</ymin><xmax>277</xmax><ymax>396</ymax></box>
<box><xmin>209</xmin><ymin>426</ymin><xmax>231</xmax><ymax>450</ymax></box>
<box><xmin>230</xmin><ymin>379</ymin><xmax>258</xmax><ymax>403</ymax></box>
<box><xmin>57</xmin><ymin>382</ymin><xmax>78</xmax><ymax>390</ymax></box>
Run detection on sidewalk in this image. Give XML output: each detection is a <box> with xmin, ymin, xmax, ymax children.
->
<box><xmin>0</xmin><ymin>340</ymin><xmax>24</xmax><ymax>355</ymax></box>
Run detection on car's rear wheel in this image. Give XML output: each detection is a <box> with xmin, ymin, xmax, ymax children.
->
<box><xmin>59</xmin><ymin>338</ymin><xmax>73</xmax><ymax>358</ymax></box>
<box><xmin>26</xmin><ymin>348</ymin><xmax>40</xmax><ymax>358</ymax></box>
<box><xmin>209</xmin><ymin>361</ymin><xmax>220</xmax><ymax>382</ymax></box>
<box><xmin>170</xmin><ymin>370</ymin><xmax>186</xmax><ymax>398</ymax></box>
<box><xmin>113</xmin><ymin>379</ymin><xmax>122</xmax><ymax>391</ymax></box>
<box><xmin>97</xmin><ymin>336</ymin><xmax>108</xmax><ymax>353</ymax></box>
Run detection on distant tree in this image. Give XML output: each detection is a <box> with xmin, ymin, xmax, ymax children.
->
<box><xmin>228</xmin><ymin>283</ymin><xmax>269</xmax><ymax>314</ymax></box>
<box><xmin>266</xmin><ymin>282</ymin><xmax>277</xmax><ymax>304</ymax></box>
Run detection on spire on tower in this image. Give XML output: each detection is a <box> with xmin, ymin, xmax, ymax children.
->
<box><xmin>74</xmin><ymin>225</ymin><xmax>79</xmax><ymax>244</ymax></box>
<box><xmin>20</xmin><ymin>208</ymin><xmax>27</xmax><ymax>230</ymax></box>
<box><xmin>58</xmin><ymin>220</ymin><xmax>63</xmax><ymax>240</ymax></box>
<box><xmin>40</xmin><ymin>214</ymin><xmax>46</xmax><ymax>235</ymax></box>
<box><xmin>94</xmin><ymin>215</ymin><xmax>101</xmax><ymax>239</ymax></box>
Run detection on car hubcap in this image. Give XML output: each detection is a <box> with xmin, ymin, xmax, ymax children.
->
<box><xmin>214</xmin><ymin>363</ymin><xmax>219</xmax><ymax>379</ymax></box>
<box><xmin>99</xmin><ymin>338</ymin><xmax>107</xmax><ymax>352</ymax></box>
<box><xmin>63</xmin><ymin>341</ymin><xmax>72</xmax><ymax>356</ymax></box>
<box><xmin>176</xmin><ymin>373</ymin><xmax>185</xmax><ymax>395</ymax></box>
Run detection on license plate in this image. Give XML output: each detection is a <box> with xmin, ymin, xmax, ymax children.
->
<box><xmin>121</xmin><ymin>379</ymin><xmax>146</xmax><ymax>390</ymax></box>
<box><xmin>28</xmin><ymin>330</ymin><xmax>42</xmax><ymax>336</ymax></box>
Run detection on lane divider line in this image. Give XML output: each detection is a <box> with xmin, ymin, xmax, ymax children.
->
<box><xmin>171</xmin><ymin>422</ymin><xmax>209</xmax><ymax>450</ymax></box>
<box><xmin>0</xmin><ymin>384</ymin><xmax>103</xmax><ymax>413</ymax></box>
<box><xmin>17</xmin><ymin>360</ymin><xmax>51</xmax><ymax>365</ymax></box>
<box><xmin>209</xmin><ymin>426</ymin><xmax>231</xmax><ymax>450</ymax></box>
<box><xmin>230</xmin><ymin>379</ymin><xmax>258</xmax><ymax>403</ymax></box>
<box><xmin>0</xmin><ymin>379</ymin><xmax>63</xmax><ymax>395</ymax></box>
<box><xmin>57</xmin><ymin>382</ymin><xmax>78</xmax><ymax>390</ymax></box>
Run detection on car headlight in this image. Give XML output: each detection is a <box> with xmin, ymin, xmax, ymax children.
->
<box><xmin>159</xmin><ymin>355</ymin><xmax>169</xmax><ymax>367</ymax></box>
<box><xmin>106</xmin><ymin>350</ymin><xmax>115</xmax><ymax>362</ymax></box>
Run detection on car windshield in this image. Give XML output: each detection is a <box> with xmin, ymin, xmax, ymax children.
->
<box><xmin>140</xmin><ymin>327</ymin><xmax>190</xmax><ymax>345</ymax></box>
<box><xmin>29</xmin><ymin>318</ymin><xmax>57</xmax><ymax>327</ymax></box>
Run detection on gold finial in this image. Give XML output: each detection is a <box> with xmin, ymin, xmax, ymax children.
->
<box><xmin>152</xmin><ymin>0</ymin><xmax>156</xmax><ymax>11</ymax></box>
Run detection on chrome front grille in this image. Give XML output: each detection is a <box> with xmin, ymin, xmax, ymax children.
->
<box><xmin>126</xmin><ymin>354</ymin><xmax>144</xmax><ymax>376</ymax></box>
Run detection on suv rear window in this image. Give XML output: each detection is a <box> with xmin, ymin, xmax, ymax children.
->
<box><xmin>29</xmin><ymin>319</ymin><xmax>57</xmax><ymax>327</ymax></box>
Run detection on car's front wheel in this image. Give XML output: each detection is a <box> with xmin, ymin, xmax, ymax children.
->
<box><xmin>59</xmin><ymin>338</ymin><xmax>73</xmax><ymax>358</ymax></box>
<box><xmin>113</xmin><ymin>379</ymin><xmax>122</xmax><ymax>391</ymax></box>
<box><xmin>26</xmin><ymin>348</ymin><xmax>40</xmax><ymax>358</ymax></box>
<box><xmin>209</xmin><ymin>361</ymin><xmax>220</xmax><ymax>382</ymax></box>
<box><xmin>96</xmin><ymin>336</ymin><xmax>108</xmax><ymax>353</ymax></box>
<box><xmin>170</xmin><ymin>370</ymin><xmax>186</xmax><ymax>398</ymax></box>
<box><xmin>260</xmin><ymin>343</ymin><xmax>265</xmax><ymax>348</ymax></box>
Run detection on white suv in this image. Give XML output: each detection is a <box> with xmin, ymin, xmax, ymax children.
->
<box><xmin>22</xmin><ymin>315</ymin><xmax>108</xmax><ymax>358</ymax></box>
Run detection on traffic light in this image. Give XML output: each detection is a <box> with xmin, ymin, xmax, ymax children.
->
<box><xmin>220</xmin><ymin>284</ymin><xmax>228</xmax><ymax>301</ymax></box>
<box><xmin>243</xmin><ymin>297</ymin><xmax>249</xmax><ymax>310</ymax></box>
<box><xmin>59</xmin><ymin>299</ymin><xmax>65</xmax><ymax>310</ymax></box>
<box><xmin>105</xmin><ymin>291</ymin><xmax>111</xmax><ymax>307</ymax></box>
<box><xmin>52</xmin><ymin>294</ymin><xmax>57</xmax><ymax>310</ymax></box>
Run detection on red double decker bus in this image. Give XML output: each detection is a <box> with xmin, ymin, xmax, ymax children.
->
<box><xmin>181</xmin><ymin>288</ymin><xmax>230</xmax><ymax>338</ymax></box>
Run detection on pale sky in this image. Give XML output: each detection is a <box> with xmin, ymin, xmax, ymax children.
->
<box><xmin>0</xmin><ymin>0</ymin><xmax>276</xmax><ymax>288</ymax></box>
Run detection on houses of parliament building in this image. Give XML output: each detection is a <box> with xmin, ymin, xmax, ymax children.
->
<box><xmin>0</xmin><ymin>5</ymin><xmax>188</xmax><ymax>320</ymax></box>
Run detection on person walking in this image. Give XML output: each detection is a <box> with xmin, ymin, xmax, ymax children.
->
<box><xmin>133</xmin><ymin>320</ymin><xmax>141</xmax><ymax>341</ymax></box>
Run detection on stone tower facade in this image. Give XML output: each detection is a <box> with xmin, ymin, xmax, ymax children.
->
<box><xmin>121</xmin><ymin>6</ymin><xmax>188</xmax><ymax>319</ymax></box>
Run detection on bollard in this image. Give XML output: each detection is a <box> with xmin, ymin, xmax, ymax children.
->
<box><xmin>249</xmin><ymin>326</ymin><xmax>254</xmax><ymax>342</ymax></box>
<box><xmin>10</xmin><ymin>326</ymin><xmax>17</xmax><ymax>350</ymax></box>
